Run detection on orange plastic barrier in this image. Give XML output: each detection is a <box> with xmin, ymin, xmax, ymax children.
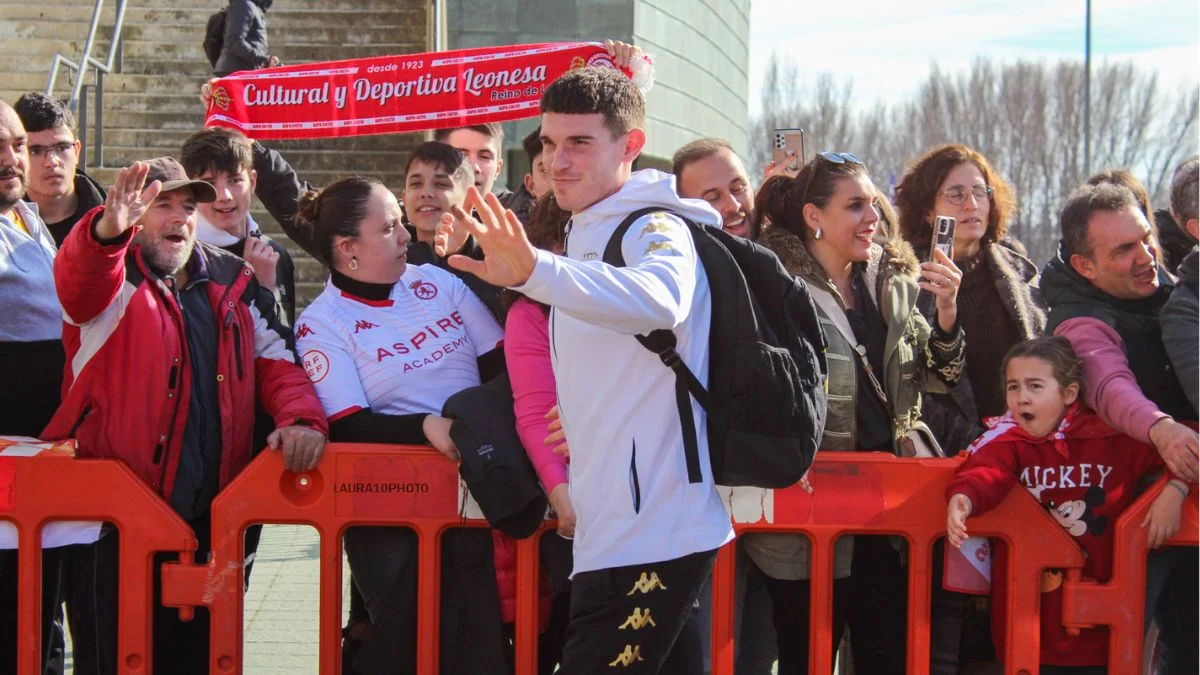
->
<box><xmin>716</xmin><ymin>454</ymin><xmax>1087</xmax><ymax>675</ymax></box>
<box><xmin>1061</xmin><ymin>476</ymin><xmax>1200</xmax><ymax>674</ymax></box>
<box><xmin>159</xmin><ymin>443</ymin><xmax>489</xmax><ymax>675</ymax></box>
<box><xmin>3</xmin><ymin>446</ymin><xmax>1196</xmax><ymax>674</ymax></box>
<box><xmin>0</xmin><ymin>454</ymin><xmax>196</xmax><ymax>675</ymax></box>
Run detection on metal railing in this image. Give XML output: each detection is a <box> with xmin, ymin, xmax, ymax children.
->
<box><xmin>45</xmin><ymin>0</ymin><xmax>129</xmax><ymax>168</ymax></box>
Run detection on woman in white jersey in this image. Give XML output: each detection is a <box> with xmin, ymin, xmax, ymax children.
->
<box><xmin>292</xmin><ymin>177</ymin><xmax>507</xmax><ymax>674</ymax></box>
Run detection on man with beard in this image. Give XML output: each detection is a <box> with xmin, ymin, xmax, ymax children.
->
<box><xmin>0</xmin><ymin>100</ymin><xmax>68</xmax><ymax>675</ymax></box>
<box><xmin>14</xmin><ymin>93</ymin><xmax>106</xmax><ymax>246</ymax></box>
<box><xmin>41</xmin><ymin>157</ymin><xmax>327</xmax><ymax>675</ymax></box>
<box><xmin>672</xmin><ymin>138</ymin><xmax>755</xmax><ymax>239</ymax></box>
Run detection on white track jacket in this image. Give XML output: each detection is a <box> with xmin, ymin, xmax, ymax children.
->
<box><xmin>513</xmin><ymin>170</ymin><xmax>735</xmax><ymax>575</ymax></box>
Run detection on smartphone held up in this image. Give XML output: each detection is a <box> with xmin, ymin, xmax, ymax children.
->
<box><xmin>930</xmin><ymin>215</ymin><xmax>956</xmax><ymax>261</ymax></box>
<box><xmin>772</xmin><ymin>128</ymin><xmax>805</xmax><ymax>176</ymax></box>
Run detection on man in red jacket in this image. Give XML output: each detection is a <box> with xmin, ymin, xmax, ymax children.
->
<box><xmin>41</xmin><ymin>158</ymin><xmax>327</xmax><ymax>675</ymax></box>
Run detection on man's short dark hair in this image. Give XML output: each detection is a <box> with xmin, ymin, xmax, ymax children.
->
<box><xmin>1086</xmin><ymin>169</ymin><xmax>1153</xmax><ymax>223</ymax></box>
<box><xmin>522</xmin><ymin>127</ymin><xmax>543</xmax><ymax>164</ymax></box>
<box><xmin>13</xmin><ymin>92</ymin><xmax>76</xmax><ymax>135</ymax></box>
<box><xmin>540</xmin><ymin>68</ymin><xmax>645</xmax><ymax>139</ymax></box>
<box><xmin>1170</xmin><ymin>156</ymin><xmax>1199</xmax><ymax>225</ymax></box>
<box><xmin>179</xmin><ymin>127</ymin><xmax>254</xmax><ymax>179</ymax></box>
<box><xmin>1060</xmin><ymin>182</ymin><xmax>1141</xmax><ymax>259</ymax></box>
<box><xmin>672</xmin><ymin>138</ymin><xmax>734</xmax><ymax>181</ymax></box>
<box><xmin>404</xmin><ymin>141</ymin><xmax>473</xmax><ymax>189</ymax></box>
<box><xmin>433</xmin><ymin>123</ymin><xmax>504</xmax><ymax>150</ymax></box>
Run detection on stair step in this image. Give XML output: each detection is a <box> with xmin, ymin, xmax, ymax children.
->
<box><xmin>100</xmin><ymin>145</ymin><xmax>417</xmax><ymax>172</ymax></box>
<box><xmin>97</xmin><ymin>127</ymin><xmax>423</xmax><ymax>152</ymax></box>
<box><xmin>91</xmin><ymin>165</ymin><xmax>407</xmax><ymax>190</ymax></box>
<box><xmin>17</xmin><ymin>0</ymin><xmax>433</xmax><ymax>313</ymax></box>
<box><xmin>295</xmin><ymin>282</ymin><xmax>325</xmax><ymax>308</ymax></box>
<box><xmin>0</xmin><ymin>20</ymin><xmax>89</xmax><ymax>44</ymax></box>
<box><xmin>0</xmin><ymin>38</ymin><xmax>89</xmax><ymax>64</ymax></box>
<box><xmin>117</xmin><ymin>38</ymin><xmax>417</xmax><ymax>65</ymax></box>
<box><xmin>291</xmin><ymin>256</ymin><xmax>329</xmax><ymax>284</ymax></box>
<box><xmin>118</xmin><ymin>21</ymin><xmax>419</xmax><ymax>45</ymax></box>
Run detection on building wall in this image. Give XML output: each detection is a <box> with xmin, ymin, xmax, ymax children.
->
<box><xmin>633</xmin><ymin>0</ymin><xmax>750</xmax><ymax>161</ymax></box>
<box><xmin>444</xmin><ymin>0</ymin><xmax>748</xmax><ymax>186</ymax></box>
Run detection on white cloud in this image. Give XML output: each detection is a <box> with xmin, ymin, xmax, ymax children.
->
<box><xmin>748</xmin><ymin>0</ymin><xmax>1200</xmax><ymax>116</ymax></box>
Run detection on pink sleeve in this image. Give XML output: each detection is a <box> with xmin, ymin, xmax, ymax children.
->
<box><xmin>1055</xmin><ymin>317</ymin><xmax>1170</xmax><ymax>443</ymax></box>
<box><xmin>504</xmin><ymin>299</ymin><xmax>567</xmax><ymax>492</ymax></box>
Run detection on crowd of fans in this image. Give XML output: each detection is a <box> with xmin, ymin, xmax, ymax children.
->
<box><xmin>0</xmin><ymin>36</ymin><xmax>1196</xmax><ymax>675</ymax></box>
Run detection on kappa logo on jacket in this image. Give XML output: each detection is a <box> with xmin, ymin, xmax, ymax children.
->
<box><xmin>608</xmin><ymin>645</ymin><xmax>644</xmax><ymax>667</ymax></box>
<box><xmin>618</xmin><ymin>607</ymin><xmax>656</xmax><ymax>630</ymax></box>
<box><xmin>295</xmin><ymin>323</ymin><xmax>315</xmax><ymax>339</ymax></box>
<box><xmin>625</xmin><ymin>572</ymin><xmax>667</xmax><ymax>595</ymax></box>
<box><xmin>353</xmin><ymin>320</ymin><xmax>378</xmax><ymax>333</ymax></box>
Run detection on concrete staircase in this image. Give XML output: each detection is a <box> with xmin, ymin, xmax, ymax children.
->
<box><xmin>1</xmin><ymin>0</ymin><xmax>429</xmax><ymax>307</ymax></box>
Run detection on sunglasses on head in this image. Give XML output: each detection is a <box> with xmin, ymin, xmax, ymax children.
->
<box><xmin>799</xmin><ymin>152</ymin><xmax>866</xmax><ymax>205</ymax></box>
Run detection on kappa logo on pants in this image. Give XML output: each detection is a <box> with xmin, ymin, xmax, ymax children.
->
<box><xmin>608</xmin><ymin>644</ymin><xmax>644</xmax><ymax>667</ymax></box>
<box><xmin>625</xmin><ymin>572</ymin><xmax>667</xmax><ymax>595</ymax></box>
<box><xmin>618</xmin><ymin>607</ymin><xmax>656</xmax><ymax>630</ymax></box>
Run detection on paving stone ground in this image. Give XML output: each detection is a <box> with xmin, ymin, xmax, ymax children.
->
<box><xmin>63</xmin><ymin>524</ymin><xmax>348</xmax><ymax>674</ymax></box>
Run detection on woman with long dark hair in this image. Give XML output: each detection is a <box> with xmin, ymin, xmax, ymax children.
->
<box><xmin>750</xmin><ymin>152</ymin><xmax>966</xmax><ymax>673</ymax></box>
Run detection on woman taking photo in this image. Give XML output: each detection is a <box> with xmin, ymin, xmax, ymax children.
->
<box><xmin>292</xmin><ymin>177</ymin><xmax>508</xmax><ymax>674</ymax></box>
<box><xmin>893</xmin><ymin>144</ymin><xmax>1045</xmax><ymax>674</ymax></box>
<box><xmin>750</xmin><ymin>152</ymin><xmax>966</xmax><ymax>673</ymax></box>
<box><xmin>894</xmin><ymin>144</ymin><xmax>1046</xmax><ymax>453</ymax></box>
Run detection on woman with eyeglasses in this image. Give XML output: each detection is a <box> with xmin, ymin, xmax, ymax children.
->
<box><xmin>893</xmin><ymin>145</ymin><xmax>1045</xmax><ymax>674</ymax></box>
<box><xmin>750</xmin><ymin>152</ymin><xmax>966</xmax><ymax>673</ymax></box>
<box><xmin>894</xmin><ymin>145</ymin><xmax>1046</xmax><ymax>453</ymax></box>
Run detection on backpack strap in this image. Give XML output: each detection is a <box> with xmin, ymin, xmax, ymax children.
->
<box><xmin>603</xmin><ymin>208</ymin><xmax>708</xmax><ymax>484</ymax></box>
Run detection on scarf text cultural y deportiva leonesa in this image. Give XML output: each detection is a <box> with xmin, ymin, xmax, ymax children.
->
<box><xmin>204</xmin><ymin>42</ymin><xmax>633</xmax><ymax>140</ymax></box>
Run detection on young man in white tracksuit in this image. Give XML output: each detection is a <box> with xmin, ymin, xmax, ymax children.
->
<box><xmin>437</xmin><ymin>66</ymin><xmax>734</xmax><ymax>673</ymax></box>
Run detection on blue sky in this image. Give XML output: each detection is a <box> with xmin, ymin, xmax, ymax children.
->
<box><xmin>747</xmin><ymin>0</ymin><xmax>1200</xmax><ymax>115</ymax></box>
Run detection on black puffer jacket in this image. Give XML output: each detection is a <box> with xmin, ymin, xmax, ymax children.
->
<box><xmin>214</xmin><ymin>0</ymin><xmax>272</xmax><ymax>77</ymax></box>
<box><xmin>1155</xmin><ymin>208</ymin><xmax>1194</xmax><ymax>274</ymax></box>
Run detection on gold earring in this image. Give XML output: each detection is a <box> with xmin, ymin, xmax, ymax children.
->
<box><xmin>349</xmin><ymin>257</ymin><xmax>359</xmax><ymax>271</ymax></box>
<box><xmin>815</xmin><ymin>227</ymin><xmax>823</xmax><ymax>240</ymax></box>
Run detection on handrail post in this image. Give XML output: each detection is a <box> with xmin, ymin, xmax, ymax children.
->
<box><xmin>44</xmin><ymin>0</ymin><xmax>127</xmax><ymax>169</ymax></box>
<box><xmin>45</xmin><ymin>55</ymin><xmax>63</xmax><ymax>96</ymax></box>
<box><xmin>69</xmin><ymin>0</ymin><xmax>106</xmax><ymax>109</ymax></box>
<box><xmin>108</xmin><ymin>0</ymin><xmax>128</xmax><ymax>73</ymax></box>
<box><xmin>78</xmin><ymin>86</ymin><xmax>90</xmax><ymax>169</ymax></box>
<box><xmin>95</xmin><ymin>71</ymin><xmax>105</xmax><ymax>167</ymax></box>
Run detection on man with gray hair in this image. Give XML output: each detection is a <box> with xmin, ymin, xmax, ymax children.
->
<box><xmin>43</xmin><ymin>157</ymin><xmax>328</xmax><ymax>675</ymax></box>
<box><xmin>1161</xmin><ymin>156</ymin><xmax>1198</xmax><ymax>411</ymax></box>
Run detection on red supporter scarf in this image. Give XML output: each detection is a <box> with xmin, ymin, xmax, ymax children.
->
<box><xmin>204</xmin><ymin>42</ymin><xmax>627</xmax><ymax>140</ymax></box>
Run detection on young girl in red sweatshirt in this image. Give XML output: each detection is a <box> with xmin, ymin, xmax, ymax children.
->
<box><xmin>945</xmin><ymin>336</ymin><xmax>1191</xmax><ymax>674</ymax></box>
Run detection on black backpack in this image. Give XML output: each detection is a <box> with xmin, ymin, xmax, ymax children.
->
<box><xmin>603</xmin><ymin>207</ymin><xmax>828</xmax><ymax>489</ymax></box>
<box><xmin>203</xmin><ymin>8</ymin><xmax>228</xmax><ymax>69</ymax></box>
